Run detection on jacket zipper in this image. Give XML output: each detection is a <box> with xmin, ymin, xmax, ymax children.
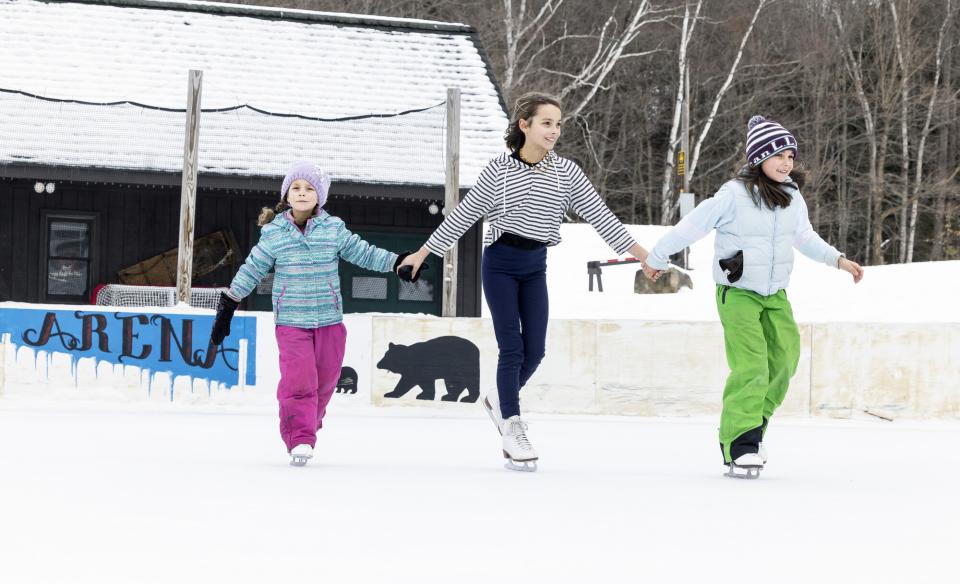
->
<box><xmin>328</xmin><ymin>283</ymin><xmax>339</xmax><ymax>311</ymax></box>
<box><xmin>769</xmin><ymin>208</ymin><xmax>778</xmax><ymax>295</ymax></box>
<box><xmin>276</xmin><ymin>285</ymin><xmax>286</xmax><ymax>315</ymax></box>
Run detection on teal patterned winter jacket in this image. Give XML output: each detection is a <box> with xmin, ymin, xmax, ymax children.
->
<box><xmin>227</xmin><ymin>210</ymin><xmax>398</xmax><ymax>328</ymax></box>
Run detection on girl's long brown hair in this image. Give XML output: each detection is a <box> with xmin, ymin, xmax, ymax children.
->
<box><xmin>504</xmin><ymin>92</ymin><xmax>562</xmax><ymax>152</ymax></box>
<box><xmin>735</xmin><ymin>159</ymin><xmax>808</xmax><ymax>209</ymax></box>
<box><xmin>257</xmin><ymin>199</ymin><xmax>289</xmax><ymax>227</ymax></box>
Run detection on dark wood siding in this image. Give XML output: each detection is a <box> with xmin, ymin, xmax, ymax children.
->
<box><xmin>325</xmin><ymin>195</ymin><xmax>482</xmax><ymax>317</ymax></box>
<box><xmin>0</xmin><ymin>178</ymin><xmax>482</xmax><ymax>317</ymax></box>
<box><xmin>0</xmin><ymin>180</ymin><xmax>15</xmax><ymax>300</ymax></box>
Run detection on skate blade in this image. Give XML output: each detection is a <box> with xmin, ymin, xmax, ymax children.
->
<box><xmin>504</xmin><ymin>460</ymin><xmax>538</xmax><ymax>472</ymax></box>
<box><xmin>290</xmin><ymin>455</ymin><xmax>312</xmax><ymax>467</ymax></box>
<box><xmin>502</xmin><ymin>450</ymin><xmax>538</xmax><ymax>472</ymax></box>
<box><xmin>482</xmin><ymin>397</ymin><xmax>503</xmax><ymax>436</ymax></box>
<box><xmin>724</xmin><ymin>464</ymin><xmax>761</xmax><ymax>479</ymax></box>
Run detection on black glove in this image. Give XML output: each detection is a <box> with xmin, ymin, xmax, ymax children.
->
<box><xmin>718</xmin><ymin>250</ymin><xmax>744</xmax><ymax>284</ymax></box>
<box><xmin>394</xmin><ymin>251</ymin><xmax>429</xmax><ymax>283</ymax></box>
<box><xmin>210</xmin><ymin>292</ymin><xmax>240</xmax><ymax>346</ymax></box>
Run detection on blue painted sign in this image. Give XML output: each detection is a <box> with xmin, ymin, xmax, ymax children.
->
<box><xmin>0</xmin><ymin>307</ymin><xmax>257</xmax><ymax>393</ymax></box>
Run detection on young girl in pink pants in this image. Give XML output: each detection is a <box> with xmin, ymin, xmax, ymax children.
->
<box><xmin>210</xmin><ymin>161</ymin><xmax>409</xmax><ymax>466</ymax></box>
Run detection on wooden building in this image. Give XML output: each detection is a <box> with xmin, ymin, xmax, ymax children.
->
<box><xmin>0</xmin><ymin>0</ymin><xmax>509</xmax><ymax>316</ymax></box>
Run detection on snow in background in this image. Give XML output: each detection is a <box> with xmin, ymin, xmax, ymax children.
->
<box><xmin>490</xmin><ymin>223</ymin><xmax>960</xmax><ymax>323</ymax></box>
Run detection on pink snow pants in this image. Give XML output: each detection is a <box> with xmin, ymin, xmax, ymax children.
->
<box><xmin>275</xmin><ymin>323</ymin><xmax>347</xmax><ymax>452</ymax></box>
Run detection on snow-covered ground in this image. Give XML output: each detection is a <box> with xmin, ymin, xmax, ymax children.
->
<box><xmin>0</xmin><ymin>398</ymin><xmax>957</xmax><ymax>584</ymax></box>
<box><xmin>503</xmin><ymin>223</ymin><xmax>960</xmax><ymax>323</ymax></box>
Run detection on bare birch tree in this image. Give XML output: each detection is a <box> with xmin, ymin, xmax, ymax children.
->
<box><xmin>659</xmin><ymin>0</ymin><xmax>702</xmax><ymax>225</ymax></box>
<box><xmin>686</xmin><ymin>0</ymin><xmax>770</xmax><ymax>187</ymax></box>
<box><xmin>905</xmin><ymin>0</ymin><xmax>954</xmax><ymax>262</ymax></box>
<box><xmin>501</xmin><ymin>0</ymin><xmax>566</xmax><ymax>103</ymax></box>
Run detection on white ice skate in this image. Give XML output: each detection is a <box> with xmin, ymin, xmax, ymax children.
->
<box><xmin>724</xmin><ymin>452</ymin><xmax>764</xmax><ymax>479</ymax></box>
<box><xmin>501</xmin><ymin>416</ymin><xmax>538</xmax><ymax>472</ymax></box>
<box><xmin>481</xmin><ymin>391</ymin><xmax>504</xmax><ymax>435</ymax></box>
<box><xmin>289</xmin><ymin>444</ymin><xmax>313</xmax><ymax>467</ymax></box>
<box><xmin>759</xmin><ymin>443</ymin><xmax>768</xmax><ymax>465</ymax></box>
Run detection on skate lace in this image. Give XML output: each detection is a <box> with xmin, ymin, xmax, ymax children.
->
<box><xmin>509</xmin><ymin>419</ymin><xmax>532</xmax><ymax>452</ymax></box>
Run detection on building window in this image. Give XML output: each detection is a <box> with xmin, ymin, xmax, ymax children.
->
<box><xmin>41</xmin><ymin>212</ymin><xmax>99</xmax><ymax>303</ymax></box>
<box><xmin>351</xmin><ymin>276</ymin><xmax>388</xmax><ymax>300</ymax></box>
<box><xmin>398</xmin><ymin>279</ymin><xmax>434</xmax><ymax>302</ymax></box>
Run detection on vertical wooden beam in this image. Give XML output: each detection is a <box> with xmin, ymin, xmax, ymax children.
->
<box><xmin>176</xmin><ymin>70</ymin><xmax>203</xmax><ymax>305</ymax></box>
<box><xmin>442</xmin><ymin>87</ymin><xmax>461</xmax><ymax>317</ymax></box>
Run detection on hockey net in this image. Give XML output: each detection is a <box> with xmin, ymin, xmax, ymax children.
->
<box><xmin>94</xmin><ymin>284</ymin><xmax>226</xmax><ymax>310</ymax></box>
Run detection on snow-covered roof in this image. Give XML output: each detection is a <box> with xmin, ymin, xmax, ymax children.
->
<box><xmin>0</xmin><ymin>0</ymin><xmax>508</xmax><ymax>187</ymax></box>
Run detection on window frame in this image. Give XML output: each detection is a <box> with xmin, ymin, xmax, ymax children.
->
<box><xmin>39</xmin><ymin>210</ymin><xmax>101</xmax><ymax>304</ymax></box>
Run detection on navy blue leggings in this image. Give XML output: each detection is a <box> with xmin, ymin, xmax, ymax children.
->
<box><xmin>481</xmin><ymin>241</ymin><xmax>549</xmax><ymax>419</ymax></box>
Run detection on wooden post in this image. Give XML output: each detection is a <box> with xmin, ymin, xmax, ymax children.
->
<box><xmin>442</xmin><ymin>87</ymin><xmax>461</xmax><ymax>317</ymax></box>
<box><xmin>176</xmin><ymin>70</ymin><xmax>202</xmax><ymax>305</ymax></box>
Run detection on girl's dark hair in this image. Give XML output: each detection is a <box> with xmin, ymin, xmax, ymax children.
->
<box><xmin>258</xmin><ymin>198</ymin><xmax>290</xmax><ymax>226</ymax></box>
<box><xmin>504</xmin><ymin>92</ymin><xmax>562</xmax><ymax>152</ymax></box>
<box><xmin>735</xmin><ymin>157</ymin><xmax>808</xmax><ymax>209</ymax></box>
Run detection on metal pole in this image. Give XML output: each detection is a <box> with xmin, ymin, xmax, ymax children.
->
<box><xmin>176</xmin><ymin>70</ymin><xmax>202</xmax><ymax>305</ymax></box>
<box><xmin>678</xmin><ymin>64</ymin><xmax>693</xmax><ymax>268</ymax></box>
<box><xmin>681</xmin><ymin>63</ymin><xmax>690</xmax><ymax>194</ymax></box>
<box><xmin>442</xmin><ymin>87</ymin><xmax>461</xmax><ymax>317</ymax></box>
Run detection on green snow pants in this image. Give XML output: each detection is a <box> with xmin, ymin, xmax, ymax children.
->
<box><xmin>716</xmin><ymin>285</ymin><xmax>801</xmax><ymax>463</ymax></box>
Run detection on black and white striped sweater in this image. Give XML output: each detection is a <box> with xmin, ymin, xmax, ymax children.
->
<box><xmin>424</xmin><ymin>151</ymin><xmax>637</xmax><ymax>256</ymax></box>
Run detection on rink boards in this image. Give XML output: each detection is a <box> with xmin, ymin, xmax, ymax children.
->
<box><xmin>1</xmin><ymin>303</ymin><xmax>958</xmax><ymax>419</ymax></box>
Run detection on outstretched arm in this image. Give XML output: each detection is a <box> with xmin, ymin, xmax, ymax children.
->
<box><xmin>338</xmin><ymin>225</ymin><xmax>398</xmax><ymax>273</ymax></box>
<box><xmin>645</xmin><ymin>186</ymin><xmax>736</xmax><ymax>271</ymax></box>
<box><xmin>399</xmin><ymin>162</ymin><xmax>501</xmax><ymax>278</ymax></box>
<box><xmin>793</xmin><ymin>194</ymin><xmax>863</xmax><ymax>283</ymax></box>
<box><xmin>214</xmin><ymin>234</ymin><xmax>277</xmax><ymax>346</ymax></box>
<box><xmin>227</xmin><ymin>236</ymin><xmax>277</xmax><ymax>301</ymax></box>
<box><xmin>567</xmin><ymin>164</ymin><xmax>638</xmax><ymax>256</ymax></box>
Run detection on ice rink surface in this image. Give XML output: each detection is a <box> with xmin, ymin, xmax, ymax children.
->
<box><xmin>1</xmin><ymin>399</ymin><xmax>957</xmax><ymax>584</ymax></box>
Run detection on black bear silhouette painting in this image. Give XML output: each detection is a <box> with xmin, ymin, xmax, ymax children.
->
<box><xmin>376</xmin><ymin>336</ymin><xmax>480</xmax><ymax>403</ymax></box>
<box><xmin>336</xmin><ymin>366</ymin><xmax>358</xmax><ymax>394</ymax></box>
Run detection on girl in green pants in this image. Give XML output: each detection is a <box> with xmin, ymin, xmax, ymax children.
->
<box><xmin>644</xmin><ymin>116</ymin><xmax>864</xmax><ymax>477</ymax></box>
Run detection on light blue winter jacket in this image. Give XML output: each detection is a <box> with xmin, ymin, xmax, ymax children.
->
<box><xmin>647</xmin><ymin>178</ymin><xmax>842</xmax><ymax>296</ymax></box>
<box><xmin>228</xmin><ymin>210</ymin><xmax>398</xmax><ymax>328</ymax></box>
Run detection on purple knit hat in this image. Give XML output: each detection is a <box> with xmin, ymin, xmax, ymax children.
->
<box><xmin>746</xmin><ymin>116</ymin><xmax>797</xmax><ymax>167</ymax></box>
<box><xmin>280</xmin><ymin>161</ymin><xmax>331</xmax><ymax>208</ymax></box>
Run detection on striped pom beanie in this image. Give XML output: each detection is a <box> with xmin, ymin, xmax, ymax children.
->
<box><xmin>746</xmin><ymin>116</ymin><xmax>797</xmax><ymax>167</ymax></box>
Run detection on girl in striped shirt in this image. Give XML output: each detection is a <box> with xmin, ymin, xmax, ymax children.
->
<box><xmin>398</xmin><ymin>93</ymin><xmax>653</xmax><ymax>471</ymax></box>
